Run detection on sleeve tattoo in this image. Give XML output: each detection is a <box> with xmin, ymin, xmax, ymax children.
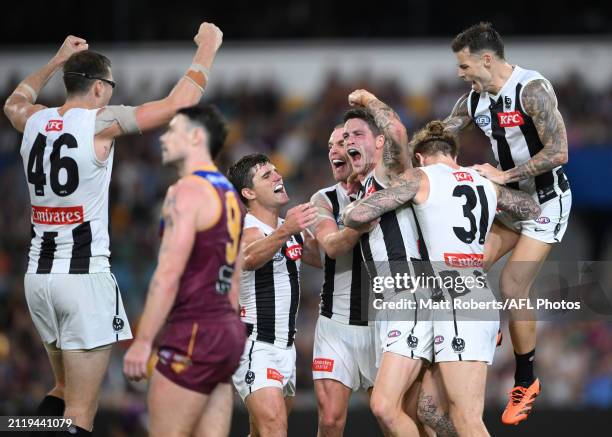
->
<box><xmin>496</xmin><ymin>184</ymin><xmax>541</xmax><ymax>221</ymax></box>
<box><xmin>366</xmin><ymin>98</ymin><xmax>409</xmax><ymax>174</ymax></box>
<box><xmin>442</xmin><ymin>93</ymin><xmax>472</xmax><ymax>136</ymax></box>
<box><xmin>417</xmin><ymin>394</ymin><xmax>458</xmax><ymax>437</ymax></box>
<box><xmin>342</xmin><ymin>170</ymin><xmax>422</xmax><ymax>228</ymax></box>
<box><xmin>504</xmin><ymin>79</ymin><xmax>569</xmax><ymax>183</ymax></box>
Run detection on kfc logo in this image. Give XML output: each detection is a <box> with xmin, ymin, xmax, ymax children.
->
<box><xmin>45</xmin><ymin>120</ymin><xmax>63</xmax><ymax>132</ymax></box>
<box><xmin>285</xmin><ymin>243</ymin><xmax>302</xmax><ymax>261</ymax></box>
<box><xmin>453</xmin><ymin>171</ymin><xmax>474</xmax><ymax>183</ymax></box>
<box><xmin>444</xmin><ymin>253</ymin><xmax>484</xmax><ymax>268</ymax></box>
<box><xmin>497</xmin><ymin>111</ymin><xmax>524</xmax><ymax>128</ymax></box>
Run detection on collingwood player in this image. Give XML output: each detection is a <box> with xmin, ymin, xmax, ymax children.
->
<box><xmin>343</xmin><ymin>90</ymin><xmax>434</xmax><ymax>436</ymax></box>
<box><xmin>228</xmin><ymin>154</ymin><xmax>321</xmax><ymax>437</ymax></box>
<box><xmin>309</xmin><ymin>125</ymin><xmax>376</xmax><ymax>437</ymax></box>
<box><xmin>444</xmin><ymin>22</ymin><xmax>572</xmax><ymax>424</ymax></box>
<box><xmin>343</xmin><ymin>121</ymin><xmax>541</xmax><ymax>436</ymax></box>
<box><xmin>4</xmin><ymin>22</ymin><xmax>223</xmax><ymax>436</ymax></box>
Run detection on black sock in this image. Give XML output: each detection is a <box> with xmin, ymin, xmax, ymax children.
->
<box><xmin>29</xmin><ymin>396</ymin><xmax>65</xmax><ymax>437</ymax></box>
<box><xmin>514</xmin><ymin>349</ymin><xmax>536</xmax><ymax>387</ymax></box>
<box><xmin>58</xmin><ymin>425</ymin><xmax>92</xmax><ymax>436</ymax></box>
<box><xmin>35</xmin><ymin>395</ymin><xmax>65</xmax><ymax>415</ymax></box>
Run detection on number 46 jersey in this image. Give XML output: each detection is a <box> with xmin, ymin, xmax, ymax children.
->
<box><xmin>413</xmin><ymin>163</ymin><xmax>497</xmax><ymax>268</ymax></box>
<box><xmin>20</xmin><ymin>108</ymin><xmax>114</xmax><ymax>274</ymax></box>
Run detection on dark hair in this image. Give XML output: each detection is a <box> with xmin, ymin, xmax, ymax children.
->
<box><xmin>342</xmin><ymin>108</ymin><xmax>381</xmax><ymax>137</ymax></box>
<box><xmin>227</xmin><ymin>153</ymin><xmax>271</xmax><ymax>204</ymax></box>
<box><xmin>410</xmin><ymin>121</ymin><xmax>458</xmax><ymax>166</ymax></box>
<box><xmin>177</xmin><ymin>105</ymin><xmax>228</xmax><ymax>159</ymax></box>
<box><xmin>62</xmin><ymin>51</ymin><xmax>112</xmax><ymax>95</ymax></box>
<box><xmin>451</xmin><ymin>22</ymin><xmax>505</xmax><ymax>59</ymax></box>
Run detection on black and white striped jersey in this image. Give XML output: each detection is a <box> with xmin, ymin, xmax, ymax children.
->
<box><xmin>20</xmin><ymin>108</ymin><xmax>113</xmax><ymax>274</ymax></box>
<box><xmin>468</xmin><ymin>65</ymin><xmax>570</xmax><ymax>204</ymax></box>
<box><xmin>316</xmin><ymin>183</ymin><xmax>366</xmax><ymax>326</ymax></box>
<box><xmin>358</xmin><ymin>171</ymin><xmax>421</xmax><ymax>285</ymax></box>
<box><xmin>239</xmin><ymin>213</ymin><xmax>302</xmax><ymax>348</ymax></box>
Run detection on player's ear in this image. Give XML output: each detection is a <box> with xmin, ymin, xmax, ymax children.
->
<box><xmin>375</xmin><ymin>134</ymin><xmax>385</xmax><ymax>150</ymax></box>
<box><xmin>191</xmin><ymin>126</ymin><xmax>206</xmax><ymax>148</ymax></box>
<box><xmin>482</xmin><ymin>52</ymin><xmax>492</xmax><ymax>68</ymax></box>
<box><xmin>93</xmin><ymin>80</ymin><xmax>104</xmax><ymax>99</ymax></box>
<box><xmin>242</xmin><ymin>187</ymin><xmax>256</xmax><ymax>201</ymax></box>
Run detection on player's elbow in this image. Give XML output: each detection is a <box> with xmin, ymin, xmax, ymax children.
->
<box><xmin>556</xmin><ymin>151</ymin><xmax>569</xmax><ymax>166</ymax></box>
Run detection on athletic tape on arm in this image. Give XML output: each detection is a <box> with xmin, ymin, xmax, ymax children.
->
<box><xmin>95</xmin><ymin>105</ymin><xmax>141</xmax><ymax>135</ymax></box>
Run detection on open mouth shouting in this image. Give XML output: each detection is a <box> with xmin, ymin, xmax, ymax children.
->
<box><xmin>347</xmin><ymin>147</ymin><xmax>362</xmax><ymax>166</ymax></box>
<box><xmin>332</xmin><ymin>158</ymin><xmax>346</xmax><ymax>170</ymax></box>
<box><xmin>273</xmin><ymin>183</ymin><xmax>285</xmax><ymax>194</ymax></box>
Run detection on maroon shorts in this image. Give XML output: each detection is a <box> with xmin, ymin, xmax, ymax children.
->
<box><xmin>156</xmin><ymin>316</ymin><xmax>246</xmax><ymax>394</ymax></box>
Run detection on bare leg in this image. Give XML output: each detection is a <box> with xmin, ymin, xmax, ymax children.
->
<box><xmin>245</xmin><ymin>387</ymin><xmax>288</xmax><ymax>437</ymax></box>
<box><xmin>417</xmin><ymin>366</ymin><xmax>457</xmax><ymax>437</ymax></box>
<box><xmin>194</xmin><ymin>383</ymin><xmax>233</xmax><ymax>437</ymax></box>
<box><xmin>314</xmin><ymin>379</ymin><xmax>351</xmax><ymax>437</ymax></box>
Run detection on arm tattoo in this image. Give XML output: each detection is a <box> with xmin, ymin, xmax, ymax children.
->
<box><xmin>343</xmin><ymin>170</ymin><xmax>421</xmax><ymax>228</ymax></box>
<box><xmin>496</xmin><ymin>184</ymin><xmax>541</xmax><ymax>221</ymax></box>
<box><xmin>417</xmin><ymin>394</ymin><xmax>458</xmax><ymax>437</ymax></box>
<box><xmin>310</xmin><ymin>191</ymin><xmax>335</xmax><ymax>230</ymax></box>
<box><xmin>162</xmin><ymin>190</ymin><xmax>177</xmax><ymax>228</ymax></box>
<box><xmin>505</xmin><ymin>79</ymin><xmax>568</xmax><ymax>183</ymax></box>
<box><xmin>366</xmin><ymin>98</ymin><xmax>409</xmax><ymax>175</ymax></box>
<box><xmin>442</xmin><ymin>93</ymin><xmax>472</xmax><ymax>136</ymax></box>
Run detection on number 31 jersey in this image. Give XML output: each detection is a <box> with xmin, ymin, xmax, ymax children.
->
<box><xmin>413</xmin><ymin>163</ymin><xmax>497</xmax><ymax>268</ymax></box>
<box><xmin>20</xmin><ymin>107</ymin><xmax>114</xmax><ymax>274</ymax></box>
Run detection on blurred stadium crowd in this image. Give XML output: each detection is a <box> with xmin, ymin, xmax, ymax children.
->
<box><xmin>0</xmin><ymin>69</ymin><xmax>611</xmax><ymax>428</ymax></box>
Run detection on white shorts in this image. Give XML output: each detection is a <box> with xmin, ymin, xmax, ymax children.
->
<box><xmin>497</xmin><ymin>190</ymin><xmax>572</xmax><ymax>244</ymax></box>
<box><xmin>24</xmin><ymin>273</ymin><xmax>132</xmax><ymax>350</ymax></box>
<box><xmin>312</xmin><ymin>316</ymin><xmax>377</xmax><ymax>392</ymax></box>
<box><xmin>432</xmin><ymin>320</ymin><xmax>499</xmax><ymax>365</ymax></box>
<box><xmin>232</xmin><ymin>340</ymin><xmax>296</xmax><ymax>401</ymax></box>
<box><xmin>375</xmin><ymin>289</ymin><xmax>434</xmax><ymax>364</ymax></box>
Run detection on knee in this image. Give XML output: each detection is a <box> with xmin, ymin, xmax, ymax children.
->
<box><xmin>449</xmin><ymin>406</ymin><xmax>483</xmax><ymax>430</ymax></box>
<box><xmin>255</xmin><ymin>408</ymin><xmax>287</xmax><ymax>433</ymax></box>
<box><xmin>318</xmin><ymin>406</ymin><xmax>346</xmax><ymax>432</ymax></box>
<box><xmin>500</xmin><ymin>269</ymin><xmax>528</xmax><ymax>298</ymax></box>
<box><xmin>370</xmin><ymin>394</ymin><xmax>398</xmax><ymax>429</ymax></box>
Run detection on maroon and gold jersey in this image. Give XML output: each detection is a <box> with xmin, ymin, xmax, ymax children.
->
<box><xmin>160</xmin><ymin>166</ymin><xmax>244</xmax><ymax>323</ymax></box>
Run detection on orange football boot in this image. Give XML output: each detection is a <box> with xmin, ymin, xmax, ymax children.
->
<box><xmin>501</xmin><ymin>378</ymin><xmax>541</xmax><ymax>425</ymax></box>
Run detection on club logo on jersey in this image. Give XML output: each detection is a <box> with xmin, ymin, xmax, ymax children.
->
<box><xmin>112</xmin><ymin>316</ymin><xmax>125</xmax><ymax>332</ymax></box>
<box><xmin>285</xmin><ymin>243</ymin><xmax>303</xmax><ymax>261</ymax></box>
<box><xmin>387</xmin><ymin>330</ymin><xmax>401</xmax><ymax>338</ymax></box>
<box><xmin>45</xmin><ymin>120</ymin><xmax>63</xmax><ymax>132</ymax></box>
<box><xmin>272</xmin><ymin>251</ymin><xmax>284</xmax><ymax>262</ymax></box>
<box><xmin>452</xmin><ymin>336</ymin><xmax>466</xmax><ymax>353</ymax></box>
<box><xmin>504</xmin><ymin>96</ymin><xmax>512</xmax><ymax>110</ymax></box>
<box><xmin>245</xmin><ymin>370</ymin><xmax>255</xmax><ymax>385</ymax></box>
<box><xmin>407</xmin><ymin>334</ymin><xmax>419</xmax><ymax>349</ymax></box>
<box><xmin>32</xmin><ymin>205</ymin><xmax>84</xmax><ymax>225</ymax></box>
<box><xmin>497</xmin><ymin>111</ymin><xmax>525</xmax><ymax>127</ymax></box>
<box><xmin>434</xmin><ymin>335</ymin><xmax>445</xmax><ymax>345</ymax></box>
<box><xmin>536</xmin><ymin>216</ymin><xmax>550</xmax><ymax>224</ymax></box>
<box><xmin>453</xmin><ymin>171</ymin><xmax>473</xmax><ymax>183</ymax></box>
<box><xmin>444</xmin><ymin>253</ymin><xmax>484</xmax><ymax>268</ymax></box>
<box><xmin>474</xmin><ymin>115</ymin><xmax>491</xmax><ymax>127</ymax></box>
<box><xmin>312</xmin><ymin>358</ymin><xmax>334</xmax><ymax>372</ymax></box>
<box><xmin>267</xmin><ymin>368</ymin><xmax>283</xmax><ymax>382</ymax></box>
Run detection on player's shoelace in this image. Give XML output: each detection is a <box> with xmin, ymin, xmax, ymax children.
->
<box><xmin>508</xmin><ymin>386</ymin><xmax>537</xmax><ymax>413</ymax></box>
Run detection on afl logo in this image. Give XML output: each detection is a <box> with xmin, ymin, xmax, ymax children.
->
<box><xmin>285</xmin><ymin>243</ymin><xmax>303</xmax><ymax>261</ymax></box>
<box><xmin>475</xmin><ymin>115</ymin><xmax>491</xmax><ymax>127</ymax></box>
<box><xmin>536</xmin><ymin>216</ymin><xmax>550</xmax><ymax>224</ymax></box>
<box><xmin>387</xmin><ymin>330</ymin><xmax>401</xmax><ymax>338</ymax></box>
<box><xmin>434</xmin><ymin>335</ymin><xmax>444</xmax><ymax>345</ymax></box>
<box><xmin>112</xmin><ymin>316</ymin><xmax>125</xmax><ymax>332</ymax></box>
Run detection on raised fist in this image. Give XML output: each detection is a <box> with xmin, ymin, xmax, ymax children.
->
<box><xmin>348</xmin><ymin>89</ymin><xmax>377</xmax><ymax>108</ymax></box>
<box><xmin>194</xmin><ymin>22</ymin><xmax>223</xmax><ymax>52</ymax></box>
<box><xmin>55</xmin><ymin>36</ymin><xmax>88</xmax><ymax>63</ymax></box>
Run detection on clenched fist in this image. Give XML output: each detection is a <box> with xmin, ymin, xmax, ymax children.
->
<box><xmin>194</xmin><ymin>22</ymin><xmax>223</xmax><ymax>52</ymax></box>
<box><xmin>54</xmin><ymin>35</ymin><xmax>88</xmax><ymax>64</ymax></box>
<box><xmin>348</xmin><ymin>89</ymin><xmax>377</xmax><ymax>108</ymax></box>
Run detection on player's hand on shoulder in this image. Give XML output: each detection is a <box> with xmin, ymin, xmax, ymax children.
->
<box><xmin>284</xmin><ymin>202</ymin><xmax>318</xmax><ymax>234</ymax></box>
<box><xmin>472</xmin><ymin>163</ymin><xmax>507</xmax><ymax>185</ymax></box>
<box><xmin>348</xmin><ymin>89</ymin><xmax>377</xmax><ymax>107</ymax></box>
<box><xmin>54</xmin><ymin>36</ymin><xmax>88</xmax><ymax>64</ymax></box>
<box><xmin>194</xmin><ymin>22</ymin><xmax>223</xmax><ymax>52</ymax></box>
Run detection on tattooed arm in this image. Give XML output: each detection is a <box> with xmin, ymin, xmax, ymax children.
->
<box><xmin>348</xmin><ymin>89</ymin><xmax>409</xmax><ymax>175</ymax></box>
<box><xmin>494</xmin><ymin>183</ymin><xmax>541</xmax><ymax>221</ymax></box>
<box><xmin>504</xmin><ymin>79</ymin><xmax>568</xmax><ymax>183</ymax></box>
<box><xmin>442</xmin><ymin>93</ymin><xmax>473</xmax><ymax>136</ymax></box>
<box><xmin>342</xmin><ymin>169</ymin><xmax>425</xmax><ymax>228</ymax></box>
